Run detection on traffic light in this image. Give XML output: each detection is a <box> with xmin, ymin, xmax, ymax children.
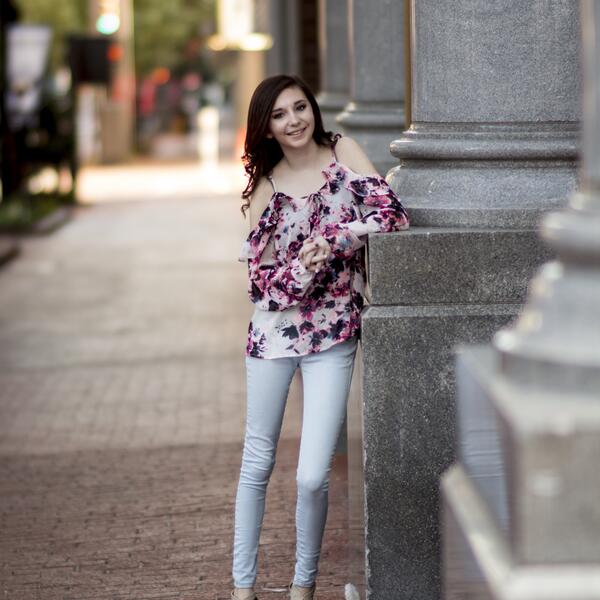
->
<box><xmin>96</xmin><ymin>0</ymin><xmax>120</xmax><ymax>35</ymax></box>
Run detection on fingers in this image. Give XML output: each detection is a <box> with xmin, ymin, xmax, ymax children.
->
<box><xmin>307</xmin><ymin>253</ymin><xmax>326</xmax><ymax>272</ymax></box>
<box><xmin>311</xmin><ymin>250</ymin><xmax>328</xmax><ymax>261</ymax></box>
<box><xmin>311</xmin><ymin>238</ymin><xmax>331</xmax><ymax>261</ymax></box>
<box><xmin>301</xmin><ymin>237</ymin><xmax>331</xmax><ymax>272</ymax></box>
<box><xmin>301</xmin><ymin>240</ymin><xmax>317</xmax><ymax>254</ymax></box>
<box><xmin>309</xmin><ymin>256</ymin><xmax>327</xmax><ymax>268</ymax></box>
<box><xmin>301</xmin><ymin>247</ymin><xmax>317</xmax><ymax>269</ymax></box>
<box><xmin>300</xmin><ymin>241</ymin><xmax>319</xmax><ymax>269</ymax></box>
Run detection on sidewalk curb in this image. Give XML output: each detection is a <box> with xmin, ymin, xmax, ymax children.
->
<box><xmin>0</xmin><ymin>237</ymin><xmax>20</xmax><ymax>268</ymax></box>
<box><xmin>31</xmin><ymin>206</ymin><xmax>73</xmax><ymax>235</ymax></box>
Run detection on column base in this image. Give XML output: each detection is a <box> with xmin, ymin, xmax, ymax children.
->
<box><xmin>443</xmin><ymin>464</ymin><xmax>600</xmax><ymax>599</ymax></box>
<box><xmin>388</xmin><ymin>123</ymin><xmax>579</xmax><ymax>228</ymax></box>
<box><xmin>456</xmin><ymin>345</ymin><xmax>600</xmax><ymax>565</ymax></box>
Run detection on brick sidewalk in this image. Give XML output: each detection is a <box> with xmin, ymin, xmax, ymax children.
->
<box><xmin>0</xmin><ymin>166</ymin><xmax>353</xmax><ymax>599</ymax></box>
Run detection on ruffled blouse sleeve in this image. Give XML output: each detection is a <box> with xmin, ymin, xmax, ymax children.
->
<box><xmin>239</xmin><ymin>196</ymin><xmax>315</xmax><ymax>312</ymax></box>
<box><xmin>319</xmin><ymin>172</ymin><xmax>409</xmax><ymax>259</ymax></box>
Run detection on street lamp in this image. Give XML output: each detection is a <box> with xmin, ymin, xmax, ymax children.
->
<box><xmin>6</xmin><ymin>24</ymin><xmax>52</xmax><ymax>129</ymax></box>
<box><xmin>207</xmin><ymin>0</ymin><xmax>273</xmax><ymax>51</ymax></box>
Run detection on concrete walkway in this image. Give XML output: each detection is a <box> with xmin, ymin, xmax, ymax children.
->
<box><xmin>0</xmin><ymin>162</ymin><xmax>351</xmax><ymax>599</ymax></box>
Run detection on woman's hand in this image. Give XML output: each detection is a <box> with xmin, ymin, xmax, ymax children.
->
<box><xmin>300</xmin><ymin>236</ymin><xmax>331</xmax><ymax>272</ymax></box>
<box><xmin>299</xmin><ymin>243</ymin><xmax>317</xmax><ymax>270</ymax></box>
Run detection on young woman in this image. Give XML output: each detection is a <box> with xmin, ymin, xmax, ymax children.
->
<box><xmin>233</xmin><ymin>74</ymin><xmax>409</xmax><ymax>600</ymax></box>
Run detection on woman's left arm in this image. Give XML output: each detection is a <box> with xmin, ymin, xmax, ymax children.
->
<box><xmin>319</xmin><ymin>137</ymin><xmax>409</xmax><ymax>259</ymax></box>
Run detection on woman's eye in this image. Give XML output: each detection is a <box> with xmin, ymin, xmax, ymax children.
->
<box><xmin>272</xmin><ymin>113</ymin><xmax>283</xmax><ymax>119</ymax></box>
<box><xmin>297</xmin><ymin>104</ymin><xmax>306</xmax><ymax>111</ymax></box>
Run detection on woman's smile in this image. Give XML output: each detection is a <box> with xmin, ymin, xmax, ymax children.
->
<box><xmin>287</xmin><ymin>127</ymin><xmax>307</xmax><ymax>137</ymax></box>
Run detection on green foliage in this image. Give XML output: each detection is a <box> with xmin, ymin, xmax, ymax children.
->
<box><xmin>13</xmin><ymin>0</ymin><xmax>87</xmax><ymax>72</ymax></box>
<box><xmin>0</xmin><ymin>192</ymin><xmax>70</xmax><ymax>232</ymax></box>
<box><xmin>13</xmin><ymin>0</ymin><xmax>216</xmax><ymax>79</ymax></box>
<box><xmin>133</xmin><ymin>0</ymin><xmax>215</xmax><ymax>79</ymax></box>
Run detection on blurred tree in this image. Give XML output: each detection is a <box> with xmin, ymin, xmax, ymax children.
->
<box><xmin>13</xmin><ymin>0</ymin><xmax>87</xmax><ymax>72</ymax></box>
<box><xmin>134</xmin><ymin>0</ymin><xmax>215</xmax><ymax>79</ymax></box>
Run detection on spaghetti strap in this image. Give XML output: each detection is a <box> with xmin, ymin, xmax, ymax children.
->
<box><xmin>267</xmin><ymin>174</ymin><xmax>277</xmax><ymax>193</ymax></box>
<box><xmin>330</xmin><ymin>135</ymin><xmax>341</xmax><ymax>161</ymax></box>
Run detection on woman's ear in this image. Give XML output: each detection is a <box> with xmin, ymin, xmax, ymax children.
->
<box><xmin>266</xmin><ymin>132</ymin><xmax>273</xmax><ymax>139</ymax></box>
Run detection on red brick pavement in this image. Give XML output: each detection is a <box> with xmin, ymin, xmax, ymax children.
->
<box><xmin>0</xmin><ymin>441</ymin><xmax>349</xmax><ymax>600</ymax></box>
<box><xmin>0</xmin><ymin>163</ymin><xmax>355</xmax><ymax>600</ymax></box>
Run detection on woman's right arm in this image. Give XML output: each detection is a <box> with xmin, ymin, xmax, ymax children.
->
<box><xmin>248</xmin><ymin>178</ymin><xmax>272</xmax><ymax>231</ymax></box>
<box><xmin>246</xmin><ymin>180</ymin><xmax>316</xmax><ymax>311</ymax></box>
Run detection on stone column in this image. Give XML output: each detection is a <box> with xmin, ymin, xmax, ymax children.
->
<box><xmin>265</xmin><ymin>0</ymin><xmax>300</xmax><ymax>77</ymax></box>
<box><xmin>443</xmin><ymin>0</ymin><xmax>600</xmax><ymax>595</ymax></box>
<box><xmin>316</xmin><ymin>0</ymin><xmax>349</xmax><ymax>134</ymax></box>
<box><xmin>336</xmin><ymin>0</ymin><xmax>406</xmax><ymax>175</ymax></box>
<box><xmin>388</xmin><ymin>1</ymin><xmax>580</xmax><ymax>228</ymax></box>
<box><xmin>361</xmin><ymin>2</ymin><xmax>581</xmax><ymax>599</ymax></box>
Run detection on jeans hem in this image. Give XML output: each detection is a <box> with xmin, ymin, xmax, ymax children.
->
<box><xmin>233</xmin><ymin>581</ymin><xmax>256</xmax><ymax>589</ymax></box>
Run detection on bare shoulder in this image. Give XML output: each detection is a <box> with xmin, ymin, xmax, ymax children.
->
<box><xmin>335</xmin><ymin>136</ymin><xmax>379</xmax><ymax>176</ymax></box>
<box><xmin>248</xmin><ymin>177</ymin><xmax>274</xmax><ymax>230</ymax></box>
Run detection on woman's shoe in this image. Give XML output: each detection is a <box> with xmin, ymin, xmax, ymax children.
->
<box><xmin>289</xmin><ymin>582</ymin><xmax>316</xmax><ymax>600</ymax></box>
<box><xmin>231</xmin><ymin>589</ymin><xmax>258</xmax><ymax>600</ymax></box>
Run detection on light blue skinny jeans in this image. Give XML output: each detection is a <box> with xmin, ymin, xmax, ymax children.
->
<box><xmin>232</xmin><ymin>338</ymin><xmax>358</xmax><ymax>589</ymax></box>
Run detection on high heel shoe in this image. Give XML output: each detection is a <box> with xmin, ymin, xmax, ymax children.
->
<box><xmin>289</xmin><ymin>582</ymin><xmax>316</xmax><ymax>600</ymax></box>
<box><xmin>231</xmin><ymin>589</ymin><xmax>258</xmax><ymax>600</ymax></box>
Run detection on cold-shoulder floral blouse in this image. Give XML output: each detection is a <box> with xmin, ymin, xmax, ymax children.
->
<box><xmin>239</xmin><ymin>150</ymin><xmax>409</xmax><ymax>359</ymax></box>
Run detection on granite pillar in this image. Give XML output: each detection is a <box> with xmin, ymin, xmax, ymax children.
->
<box><xmin>346</xmin><ymin>343</ymin><xmax>366</xmax><ymax>598</ymax></box>
<box><xmin>336</xmin><ymin>0</ymin><xmax>406</xmax><ymax>175</ymax></box>
<box><xmin>361</xmin><ymin>2</ymin><xmax>581</xmax><ymax>599</ymax></box>
<box><xmin>316</xmin><ymin>0</ymin><xmax>349</xmax><ymax>134</ymax></box>
<box><xmin>264</xmin><ymin>0</ymin><xmax>300</xmax><ymax>77</ymax></box>
<box><xmin>443</xmin><ymin>1</ymin><xmax>600</xmax><ymax>596</ymax></box>
<box><xmin>388</xmin><ymin>1</ymin><xmax>581</xmax><ymax>229</ymax></box>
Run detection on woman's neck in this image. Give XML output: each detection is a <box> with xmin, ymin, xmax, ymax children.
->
<box><xmin>280</xmin><ymin>140</ymin><xmax>324</xmax><ymax>172</ymax></box>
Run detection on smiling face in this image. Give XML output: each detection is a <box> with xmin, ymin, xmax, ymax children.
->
<box><xmin>267</xmin><ymin>85</ymin><xmax>316</xmax><ymax>151</ymax></box>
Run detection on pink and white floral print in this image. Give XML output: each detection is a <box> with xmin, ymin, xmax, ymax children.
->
<box><xmin>239</xmin><ymin>157</ymin><xmax>409</xmax><ymax>359</ymax></box>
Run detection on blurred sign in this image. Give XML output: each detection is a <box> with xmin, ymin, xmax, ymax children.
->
<box><xmin>5</xmin><ymin>24</ymin><xmax>52</xmax><ymax>128</ymax></box>
<box><xmin>68</xmin><ymin>36</ymin><xmax>111</xmax><ymax>84</ymax></box>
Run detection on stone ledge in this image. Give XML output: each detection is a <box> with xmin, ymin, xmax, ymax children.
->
<box><xmin>367</xmin><ymin>227</ymin><xmax>553</xmax><ymax>305</ymax></box>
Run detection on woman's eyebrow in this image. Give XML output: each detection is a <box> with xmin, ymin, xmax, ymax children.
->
<box><xmin>271</xmin><ymin>100</ymin><xmax>305</xmax><ymax>114</ymax></box>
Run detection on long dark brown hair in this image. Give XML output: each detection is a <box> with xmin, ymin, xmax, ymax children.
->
<box><xmin>241</xmin><ymin>74</ymin><xmax>337</xmax><ymax>215</ymax></box>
